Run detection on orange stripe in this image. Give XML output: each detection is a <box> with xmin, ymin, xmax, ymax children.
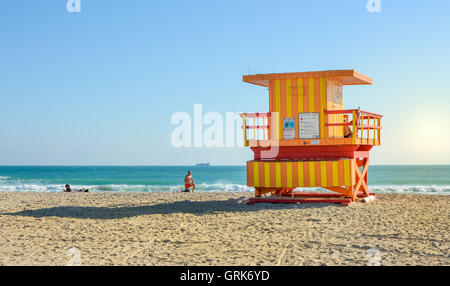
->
<box><xmin>314</xmin><ymin>161</ymin><xmax>321</xmax><ymax>187</ymax></box>
<box><xmin>281</xmin><ymin>162</ymin><xmax>287</xmax><ymax>187</ymax></box>
<box><xmin>321</xmin><ymin>78</ymin><xmax>328</xmax><ymax>139</ymax></box>
<box><xmin>259</xmin><ymin>162</ymin><xmax>265</xmax><ymax>187</ymax></box>
<box><xmin>270</xmin><ymin>163</ymin><xmax>276</xmax><ymax>188</ymax></box>
<box><xmin>280</xmin><ymin>79</ymin><xmax>287</xmax><ymax>136</ymax></box>
<box><xmin>297</xmin><ymin>79</ymin><xmax>304</xmax><ymax>113</ymax></box>
<box><xmin>247</xmin><ymin>162</ymin><xmax>254</xmax><ymax>186</ymax></box>
<box><xmin>338</xmin><ymin>160</ymin><xmax>345</xmax><ymax>186</ymax></box>
<box><xmin>292</xmin><ymin>80</ymin><xmax>299</xmax><ymax>138</ymax></box>
<box><xmin>269</xmin><ymin>80</ymin><xmax>274</xmax><ymax>112</ymax></box>
<box><xmin>314</xmin><ymin>78</ymin><xmax>321</xmax><ymax>117</ymax></box>
<box><xmin>308</xmin><ymin>78</ymin><xmax>315</xmax><ymax>112</ymax></box>
<box><xmin>351</xmin><ymin>159</ymin><xmax>356</xmax><ymax>185</ymax></box>
<box><xmin>303</xmin><ymin>161</ymin><xmax>310</xmax><ymax>187</ymax></box>
<box><xmin>303</xmin><ymin>78</ymin><xmax>309</xmax><ymax>112</ymax></box>
<box><xmin>326</xmin><ymin>161</ymin><xmax>333</xmax><ymax>187</ymax></box>
<box><xmin>292</xmin><ymin>161</ymin><xmax>298</xmax><ymax>187</ymax></box>
<box><xmin>286</xmin><ymin>79</ymin><xmax>292</xmax><ymax>117</ymax></box>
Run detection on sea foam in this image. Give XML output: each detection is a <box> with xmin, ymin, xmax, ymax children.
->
<box><xmin>0</xmin><ymin>182</ymin><xmax>449</xmax><ymax>194</ymax></box>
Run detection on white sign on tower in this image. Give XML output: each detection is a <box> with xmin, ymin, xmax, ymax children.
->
<box><xmin>298</xmin><ymin>113</ymin><xmax>320</xmax><ymax>139</ymax></box>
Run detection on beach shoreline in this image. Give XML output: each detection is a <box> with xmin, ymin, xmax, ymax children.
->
<box><xmin>0</xmin><ymin>192</ymin><xmax>448</xmax><ymax>266</ymax></box>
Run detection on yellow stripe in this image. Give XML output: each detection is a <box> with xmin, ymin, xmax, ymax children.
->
<box><xmin>377</xmin><ymin>118</ymin><xmax>381</xmax><ymax>144</ymax></box>
<box><xmin>320</xmin><ymin>161</ymin><xmax>327</xmax><ymax>187</ymax></box>
<box><xmin>344</xmin><ymin>160</ymin><xmax>350</xmax><ymax>186</ymax></box>
<box><xmin>280</xmin><ymin>112</ymin><xmax>282</xmax><ymax>139</ymax></box>
<box><xmin>320</xmin><ymin>77</ymin><xmax>326</xmax><ymax>138</ymax></box>
<box><xmin>274</xmin><ymin>111</ymin><xmax>280</xmax><ymax>140</ymax></box>
<box><xmin>242</xmin><ymin>114</ymin><xmax>247</xmax><ymax>147</ymax></box>
<box><xmin>309</xmin><ymin>162</ymin><xmax>315</xmax><ymax>187</ymax></box>
<box><xmin>286</xmin><ymin>79</ymin><xmax>292</xmax><ymax>117</ymax></box>
<box><xmin>308</xmin><ymin>78</ymin><xmax>315</xmax><ymax>112</ymax></box>
<box><xmin>275</xmin><ymin>80</ymin><xmax>281</xmax><ymax>140</ymax></box>
<box><xmin>297</xmin><ymin>162</ymin><xmax>304</xmax><ymax>187</ymax></box>
<box><xmin>286</xmin><ymin>162</ymin><xmax>292</xmax><ymax>187</ymax></box>
<box><xmin>275</xmin><ymin>162</ymin><xmax>281</xmax><ymax>188</ymax></box>
<box><xmin>264</xmin><ymin>163</ymin><xmax>271</xmax><ymax>187</ymax></box>
<box><xmin>351</xmin><ymin>159</ymin><xmax>356</xmax><ymax>185</ymax></box>
<box><xmin>253</xmin><ymin>162</ymin><xmax>259</xmax><ymax>187</ymax></box>
<box><xmin>352</xmin><ymin>110</ymin><xmax>356</xmax><ymax>144</ymax></box>
<box><xmin>332</xmin><ymin>161</ymin><xmax>339</xmax><ymax>186</ymax></box>
<box><xmin>297</xmin><ymin>78</ymin><xmax>303</xmax><ymax>113</ymax></box>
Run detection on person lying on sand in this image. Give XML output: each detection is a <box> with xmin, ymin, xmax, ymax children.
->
<box><xmin>183</xmin><ymin>171</ymin><xmax>195</xmax><ymax>192</ymax></box>
<box><xmin>64</xmin><ymin>184</ymin><xmax>89</xmax><ymax>192</ymax></box>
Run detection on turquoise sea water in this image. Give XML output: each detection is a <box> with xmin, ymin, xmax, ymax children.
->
<box><xmin>0</xmin><ymin>165</ymin><xmax>449</xmax><ymax>194</ymax></box>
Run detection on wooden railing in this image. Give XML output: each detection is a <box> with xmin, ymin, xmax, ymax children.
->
<box><xmin>240</xmin><ymin>109</ymin><xmax>383</xmax><ymax>146</ymax></box>
<box><xmin>324</xmin><ymin>109</ymin><xmax>383</xmax><ymax>145</ymax></box>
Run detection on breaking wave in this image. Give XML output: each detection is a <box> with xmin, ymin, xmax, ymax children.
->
<box><xmin>0</xmin><ymin>182</ymin><xmax>254</xmax><ymax>193</ymax></box>
<box><xmin>0</xmin><ymin>183</ymin><xmax>448</xmax><ymax>194</ymax></box>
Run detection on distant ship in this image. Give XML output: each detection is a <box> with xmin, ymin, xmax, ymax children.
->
<box><xmin>195</xmin><ymin>162</ymin><xmax>210</xmax><ymax>166</ymax></box>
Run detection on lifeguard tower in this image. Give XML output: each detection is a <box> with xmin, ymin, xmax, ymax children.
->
<box><xmin>241</xmin><ymin>70</ymin><xmax>382</xmax><ymax>205</ymax></box>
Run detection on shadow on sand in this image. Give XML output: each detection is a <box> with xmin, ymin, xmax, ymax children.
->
<box><xmin>0</xmin><ymin>198</ymin><xmax>337</xmax><ymax>219</ymax></box>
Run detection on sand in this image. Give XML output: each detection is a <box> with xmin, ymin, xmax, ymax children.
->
<box><xmin>0</xmin><ymin>192</ymin><xmax>448</xmax><ymax>266</ymax></box>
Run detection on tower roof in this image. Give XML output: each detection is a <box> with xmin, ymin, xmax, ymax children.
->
<box><xmin>243</xmin><ymin>70</ymin><xmax>372</xmax><ymax>87</ymax></box>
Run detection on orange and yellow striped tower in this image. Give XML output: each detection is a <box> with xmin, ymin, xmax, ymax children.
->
<box><xmin>241</xmin><ymin>70</ymin><xmax>382</xmax><ymax>205</ymax></box>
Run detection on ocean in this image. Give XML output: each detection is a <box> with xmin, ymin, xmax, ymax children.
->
<box><xmin>0</xmin><ymin>165</ymin><xmax>449</xmax><ymax>194</ymax></box>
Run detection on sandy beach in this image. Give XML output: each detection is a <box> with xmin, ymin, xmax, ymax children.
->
<box><xmin>0</xmin><ymin>192</ymin><xmax>448</xmax><ymax>266</ymax></box>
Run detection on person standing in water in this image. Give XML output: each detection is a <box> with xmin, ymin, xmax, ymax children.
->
<box><xmin>183</xmin><ymin>171</ymin><xmax>196</xmax><ymax>192</ymax></box>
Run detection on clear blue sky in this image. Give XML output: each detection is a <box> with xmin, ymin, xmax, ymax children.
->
<box><xmin>0</xmin><ymin>0</ymin><xmax>449</xmax><ymax>165</ymax></box>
